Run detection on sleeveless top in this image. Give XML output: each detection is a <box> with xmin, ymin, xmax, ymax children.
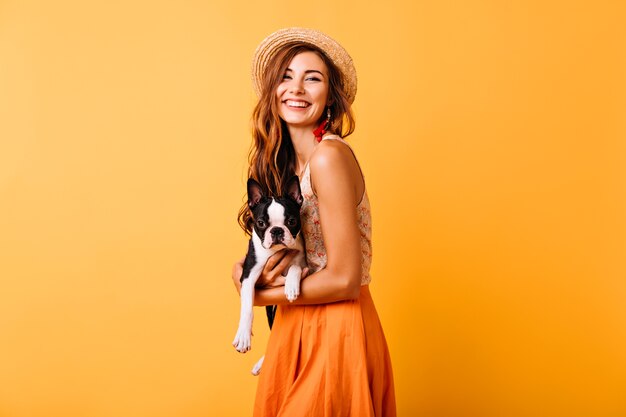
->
<box><xmin>299</xmin><ymin>133</ymin><xmax>373</xmax><ymax>285</ymax></box>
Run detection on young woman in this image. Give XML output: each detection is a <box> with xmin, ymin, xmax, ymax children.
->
<box><xmin>232</xmin><ymin>27</ymin><xmax>396</xmax><ymax>417</ymax></box>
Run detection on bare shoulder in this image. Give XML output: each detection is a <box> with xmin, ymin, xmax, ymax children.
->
<box><xmin>308</xmin><ymin>139</ymin><xmax>364</xmax><ymax>201</ymax></box>
<box><xmin>309</xmin><ymin>139</ymin><xmax>357</xmax><ymax>173</ymax></box>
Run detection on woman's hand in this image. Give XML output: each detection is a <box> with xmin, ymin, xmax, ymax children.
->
<box><xmin>255</xmin><ymin>249</ymin><xmax>293</xmax><ymax>289</ymax></box>
<box><xmin>231</xmin><ymin>250</ymin><xmax>310</xmax><ymax>296</ymax></box>
<box><xmin>231</xmin><ymin>255</ymin><xmax>245</xmax><ymax>295</ymax></box>
<box><xmin>256</xmin><ymin>249</ymin><xmax>307</xmax><ymax>289</ymax></box>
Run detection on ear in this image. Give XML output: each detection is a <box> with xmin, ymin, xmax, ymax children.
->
<box><xmin>283</xmin><ymin>175</ymin><xmax>303</xmax><ymax>206</ymax></box>
<box><xmin>247</xmin><ymin>178</ymin><xmax>264</xmax><ymax>209</ymax></box>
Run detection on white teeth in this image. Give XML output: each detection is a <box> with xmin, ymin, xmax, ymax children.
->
<box><xmin>286</xmin><ymin>100</ymin><xmax>310</xmax><ymax>108</ymax></box>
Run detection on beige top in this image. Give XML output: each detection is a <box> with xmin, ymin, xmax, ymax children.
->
<box><xmin>299</xmin><ymin>134</ymin><xmax>372</xmax><ymax>285</ymax></box>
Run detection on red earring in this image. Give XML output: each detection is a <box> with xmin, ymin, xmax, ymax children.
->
<box><xmin>313</xmin><ymin>107</ymin><xmax>332</xmax><ymax>142</ymax></box>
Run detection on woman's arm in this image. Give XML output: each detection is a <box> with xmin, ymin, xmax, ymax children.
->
<box><xmin>252</xmin><ymin>140</ymin><xmax>365</xmax><ymax>306</ymax></box>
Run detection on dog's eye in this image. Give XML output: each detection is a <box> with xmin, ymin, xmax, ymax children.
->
<box><xmin>287</xmin><ymin>218</ymin><xmax>296</xmax><ymax>227</ymax></box>
<box><xmin>256</xmin><ymin>219</ymin><xmax>266</xmax><ymax>228</ymax></box>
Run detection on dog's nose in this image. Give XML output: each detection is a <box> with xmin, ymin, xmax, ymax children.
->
<box><xmin>270</xmin><ymin>227</ymin><xmax>284</xmax><ymax>238</ymax></box>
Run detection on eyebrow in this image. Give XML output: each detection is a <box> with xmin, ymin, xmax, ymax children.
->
<box><xmin>285</xmin><ymin>68</ymin><xmax>325</xmax><ymax>77</ymax></box>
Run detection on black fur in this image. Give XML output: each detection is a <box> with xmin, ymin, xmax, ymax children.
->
<box><xmin>266</xmin><ymin>305</ymin><xmax>277</xmax><ymax>329</ymax></box>
<box><xmin>240</xmin><ymin>238</ymin><xmax>256</xmax><ymax>284</ymax></box>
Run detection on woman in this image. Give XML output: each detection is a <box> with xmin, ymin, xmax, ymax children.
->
<box><xmin>232</xmin><ymin>27</ymin><xmax>396</xmax><ymax>417</ymax></box>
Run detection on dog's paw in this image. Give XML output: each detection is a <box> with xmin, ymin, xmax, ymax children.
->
<box><xmin>284</xmin><ymin>280</ymin><xmax>300</xmax><ymax>302</ymax></box>
<box><xmin>232</xmin><ymin>327</ymin><xmax>252</xmax><ymax>353</ymax></box>
<box><xmin>251</xmin><ymin>355</ymin><xmax>265</xmax><ymax>376</ymax></box>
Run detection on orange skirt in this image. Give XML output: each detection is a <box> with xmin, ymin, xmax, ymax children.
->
<box><xmin>253</xmin><ymin>285</ymin><xmax>396</xmax><ymax>417</ymax></box>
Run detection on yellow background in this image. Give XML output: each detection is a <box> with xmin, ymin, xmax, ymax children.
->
<box><xmin>1</xmin><ymin>0</ymin><xmax>625</xmax><ymax>416</ymax></box>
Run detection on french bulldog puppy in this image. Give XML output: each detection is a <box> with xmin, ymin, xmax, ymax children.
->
<box><xmin>232</xmin><ymin>176</ymin><xmax>306</xmax><ymax>368</ymax></box>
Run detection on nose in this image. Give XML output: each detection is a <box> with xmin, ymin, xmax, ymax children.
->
<box><xmin>288</xmin><ymin>78</ymin><xmax>304</xmax><ymax>94</ymax></box>
<box><xmin>270</xmin><ymin>227</ymin><xmax>284</xmax><ymax>239</ymax></box>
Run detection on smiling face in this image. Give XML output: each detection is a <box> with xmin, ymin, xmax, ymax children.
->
<box><xmin>276</xmin><ymin>51</ymin><xmax>331</xmax><ymax>130</ymax></box>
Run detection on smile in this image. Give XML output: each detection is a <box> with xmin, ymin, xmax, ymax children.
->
<box><xmin>284</xmin><ymin>100</ymin><xmax>311</xmax><ymax>108</ymax></box>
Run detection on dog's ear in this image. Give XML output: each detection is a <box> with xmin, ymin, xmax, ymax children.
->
<box><xmin>283</xmin><ymin>175</ymin><xmax>303</xmax><ymax>206</ymax></box>
<box><xmin>247</xmin><ymin>178</ymin><xmax>264</xmax><ymax>209</ymax></box>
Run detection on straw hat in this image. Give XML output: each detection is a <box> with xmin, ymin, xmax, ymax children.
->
<box><xmin>251</xmin><ymin>27</ymin><xmax>358</xmax><ymax>104</ymax></box>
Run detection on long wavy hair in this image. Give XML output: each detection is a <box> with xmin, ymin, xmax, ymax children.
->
<box><xmin>237</xmin><ymin>43</ymin><xmax>356</xmax><ymax>235</ymax></box>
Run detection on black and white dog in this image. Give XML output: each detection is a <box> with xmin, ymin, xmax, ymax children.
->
<box><xmin>232</xmin><ymin>176</ymin><xmax>306</xmax><ymax>374</ymax></box>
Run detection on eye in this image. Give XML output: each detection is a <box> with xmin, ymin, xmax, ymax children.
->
<box><xmin>287</xmin><ymin>218</ymin><xmax>297</xmax><ymax>227</ymax></box>
<box><xmin>256</xmin><ymin>219</ymin><xmax>266</xmax><ymax>228</ymax></box>
<box><xmin>306</xmin><ymin>77</ymin><xmax>321</xmax><ymax>82</ymax></box>
<box><xmin>282</xmin><ymin>74</ymin><xmax>291</xmax><ymax>79</ymax></box>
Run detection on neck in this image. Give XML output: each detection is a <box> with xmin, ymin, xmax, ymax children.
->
<box><xmin>288</xmin><ymin>124</ymin><xmax>321</xmax><ymax>174</ymax></box>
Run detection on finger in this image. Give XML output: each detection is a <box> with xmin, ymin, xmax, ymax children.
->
<box><xmin>302</xmin><ymin>267</ymin><xmax>310</xmax><ymax>278</ymax></box>
<box><xmin>274</xmin><ymin>250</ymin><xmax>297</xmax><ymax>271</ymax></box>
<box><xmin>233</xmin><ymin>264</ymin><xmax>242</xmax><ymax>279</ymax></box>
<box><xmin>233</xmin><ymin>258</ymin><xmax>244</xmax><ymax>278</ymax></box>
<box><xmin>264</xmin><ymin>274</ymin><xmax>285</xmax><ymax>288</ymax></box>
<box><xmin>264</xmin><ymin>249</ymin><xmax>288</xmax><ymax>273</ymax></box>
